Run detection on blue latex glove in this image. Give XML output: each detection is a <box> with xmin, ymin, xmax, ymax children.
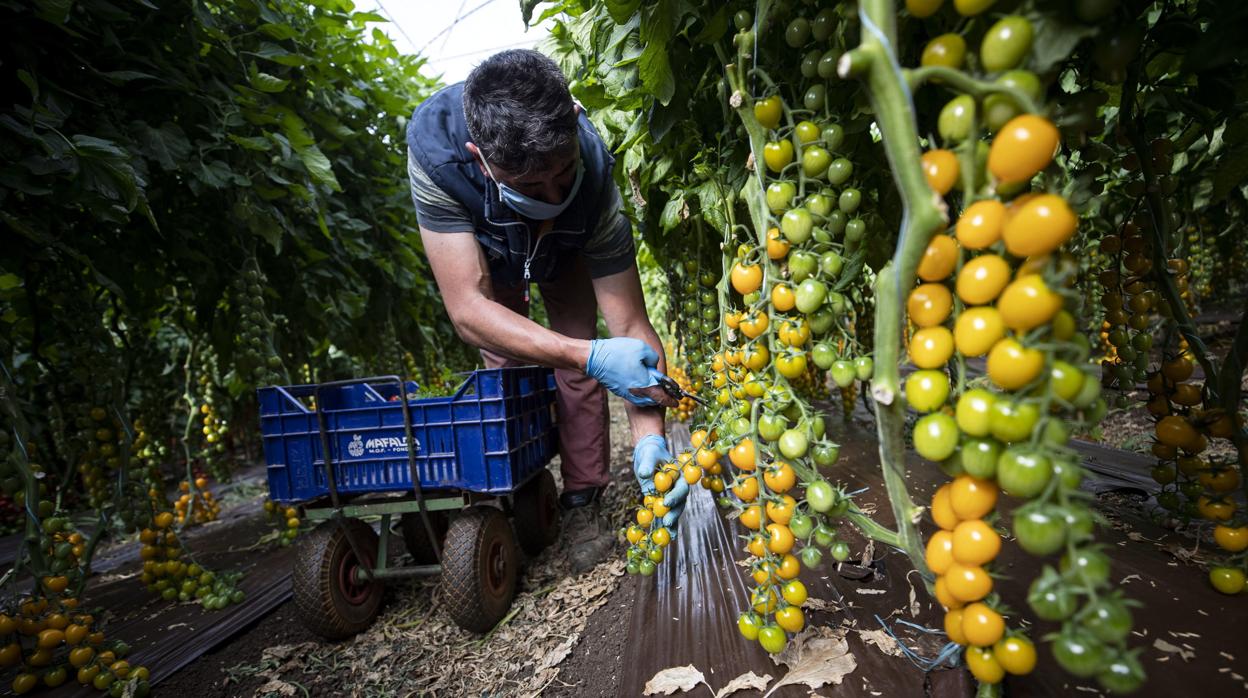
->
<box><xmin>586</xmin><ymin>337</ymin><xmax>664</xmax><ymax>407</ymax></box>
<box><xmin>633</xmin><ymin>434</ymin><xmax>689</xmax><ymax>529</ymax></box>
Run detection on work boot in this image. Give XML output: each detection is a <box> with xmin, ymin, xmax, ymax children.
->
<box><xmin>560</xmin><ymin>487</ymin><xmax>613</xmax><ymax>574</ymax></box>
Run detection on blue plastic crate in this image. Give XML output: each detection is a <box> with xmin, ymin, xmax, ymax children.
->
<box><xmin>257</xmin><ymin>367</ymin><xmax>558</xmax><ymax>504</ymax></box>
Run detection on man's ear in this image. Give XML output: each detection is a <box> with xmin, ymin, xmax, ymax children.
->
<box><xmin>465</xmin><ymin>142</ymin><xmax>488</xmax><ymax>177</ymax></box>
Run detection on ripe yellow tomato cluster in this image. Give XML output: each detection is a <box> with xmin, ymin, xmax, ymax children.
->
<box><xmin>264</xmin><ymin>500</ymin><xmax>303</xmax><ymax>546</ymax></box>
<box><xmin>625</xmin><ymin>449</ymin><xmax>706</xmax><ymax>577</ymax></box>
<box><xmin>174</xmin><ymin>477</ymin><xmax>222</xmax><ymax>526</ymax></box>
<box><xmin>0</xmin><ymin>514</ymin><xmax>152</xmax><ymax>696</ymax></box>
<box><xmin>666</xmin><ymin>365</ymin><xmax>701</xmax><ymax>422</ymax></box>
<box><xmin>906</xmin><ymin>92</ymin><xmax>1136</xmax><ymax>687</ymax></box>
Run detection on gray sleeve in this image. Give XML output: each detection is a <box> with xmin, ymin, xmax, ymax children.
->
<box><xmin>407</xmin><ymin>148</ymin><xmax>474</xmax><ymax>233</ymax></box>
<box><xmin>582</xmin><ymin>184</ymin><xmax>636</xmax><ymax>278</ymax></box>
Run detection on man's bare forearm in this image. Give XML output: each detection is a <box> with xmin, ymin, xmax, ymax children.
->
<box><xmin>452</xmin><ymin>295</ymin><xmax>590</xmax><ymax>371</ymax></box>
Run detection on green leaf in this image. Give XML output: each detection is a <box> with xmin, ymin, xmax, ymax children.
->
<box><xmin>693</xmin><ymin>5</ymin><xmax>729</xmax><ymax>44</ymax></box>
<box><xmin>227</xmin><ymin>134</ymin><xmax>272</xmax><ymax>151</ymax></box>
<box><xmin>1210</xmin><ymin>146</ymin><xmax>1248</xmax><ymax>203</ymax></box>
<box><xmin>639</xmin><ymin>43</ymin><xmax>674</xmax><ymax>105</ymax></box>
<box><xmin>249</xmin><ymin>71</ymin><xmax>290</xmax><ymax>93</ymax></box>
<box><xmin>606</xmin><ymin>0</ymin><xmax>642</xmax><ymax>24</ymax></box>
<box><xmin>1029</xmin><ymin>15</ymin><xmax>1098</xmax><ymax>74</ymax></box>
<box><xmin>131</xmin><ymin>121</ymin><xmax>191</xmax><ymax>171</ymax></box>
<box><xmin>659</xmin><ymin>191</ymin><xmax>686</xmax><ymax>231</ymax></box>
<box><xmin>0</xmin><ymin>274</ymin><xmax>21</xmax><ymax>291</ymax></box>
<box><xmin>299</xmin><ymin>145</ymin><xmax>342</xmax><ymax>192</ymax></box>
<box><xmin>34</xmin><ymin>0</ymin><xmax>72</xmax><ymax>23</ymax></box>
<box><xmin>260</xmin><ymin>22</ymin><xmax>299</xmax><ymax>40</ymax></box>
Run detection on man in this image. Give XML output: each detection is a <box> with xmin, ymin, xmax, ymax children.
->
<box><xmin>406</xmin><ymin>49</ymin><xmax>688</xmax><ymax>572</ymax></box>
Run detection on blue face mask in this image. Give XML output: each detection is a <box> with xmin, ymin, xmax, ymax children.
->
<box><xmin>481</xmin><ymin>155</ymin><xmax>584</xmax><ymax>221</ymax></box>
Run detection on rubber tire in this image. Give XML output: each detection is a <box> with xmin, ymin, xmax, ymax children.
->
<box><xmin>441</xmin><ymin>506</ymin><xmax>518</xmax><ymax>633</ymax></box>
<box><xmin>399</xmin><ymin>510</ymin><xmax>449</xmax><ymax>564</ymax></box>
<box><xmin>513</xmin><ymin>469</ymin><xmax>561</xmax><ymax>556</ymax></box>
<box><xmin>292</xmin><ymin>519</ymin><xmax>384</xmax><ymax>640</ymax></box>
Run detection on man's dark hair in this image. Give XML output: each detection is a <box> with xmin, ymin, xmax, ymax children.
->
<box><xmin>463</xmin><ymin>49</ymin><xmax>578</xmax><ymax>177</ymax></box>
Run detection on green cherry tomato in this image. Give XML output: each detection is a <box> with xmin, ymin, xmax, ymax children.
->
<box><xmin>782</xmin><ymin>207</ymin><xmax>814</xmax><ymax>244</ymax></box>
<box><xmin>996</xmin><ymin>447</ymin><xmax>1053</xmax><ymax>498</ymax></box>
<box><xmin>766</xmin><ymin>181</ymin><xmax>796</xmax><ymax>213</ymax></box>
<box><xmin>733</xmin><ymin>10</ymin><xmax>752</xmax><ymax>30</ymax></box>
<box><xmin>795</xmin><ymin>278</ymin><xmax>827</xmax><ymax>313</ymax></box>
<box><xmin>785</xmin><ymin>17</ymin><xmax>811</xmax><ymax>47</ymax></box>
<box><xmin>811</xmin><ymin>8</ymin><xmax>836</xmax><ymax>41</ymax></box>
<box><xmin>983</xmin><ymin>70</ymin><xmax>1042</xmax><ymax>131</ymax></box>
<box><xmin>1042</xmin><ymin>418</ymin><xmax>1071</xmax><ymax>447</ymax></box>
<box><xmin>938</xmin><ymin>95</ymin><xmax>976</xmax><ymax>143</ymax></box>
<box><xmin>1060</xmin><ymin>548</ymin><xmax>1112</xmax><ymax>586</ymax></box>
<box><xmin>1028</xmin><ymin>575</ymin><xmax>1077</xmax><ymax>620</ymax></box>
<box><xmin>779</xmin><ymin>429</ymin><xmax>810</xmax><ymax>459</ymax></box>
<box><xmin>804</xmin><ymin>192</ymin><xmax>834</xmax><ymax>217</ymax></box>
<box><xmin>800</xmin><ymin>545</ymin><xmax>824</xmax><ymax>569</ymax></box>
<box><xmin>806</xmin><ymin>479</ymin><xmax>836</xmax><ymax>512</ymax></box>
<box><xmin>815</xmin><ymin>524</ymin><xmax>838</xmax><ymax>548</ymax></box>
<box><xmin>825</xmin><ymin>208</ymin><xmax>847</xmax><ymax>235</ymax></box>
<box><xmin>830</xmin><ymin>540</ymin><xmax>851</xmax><ymax>561</ymax></box>
<box><xmin>817</xmin><ymin>50</ymin><xmax>840</xmax><ymax>79</ymax></box>
<box><xmin>854</xmin><ymin>356</ymin><xmax>873</xmax><ymax>380</ymax></box>
<box><xmin>754</xmin><ymin>96</ymin><xmax>783</xmax><ymax>130</ymax></box>
<box><xmin>955</xmin><ymin>388</ymin><xmax>997</xmax><ymax>437</ymax></box>
<box><xmin>844</xmin><ymin>218</ymin><xmax>866</xmax><ymax>242</ymax></box>
<box><xmin>989</xmin><ymin>399</ymin><xmax>1039</xmax><ymax>443</ymax></box>
<box><xmin>905</xmin><ymin>369</ymin><xmax>950</xmax><ymax>412</ymax></box>
<box><xmin>811</xmin><ymin>441</ymin><xmax>840</xmax><ymax>467</ymax></box>
<box><xmin>813</xmin><ymin>342</ymin><xmax>837</xmax><ymax>370</ymax></box>
<box><xmin>803</xmin><ymin>84</ymin><xmax>826</xmax><ymax>111</ymax></box>
<box><xmin>759</xmin><ymin>413</ymin><xmax>788</xmax><ymax>442</ymax></box>
<box><xmin>638</xmin><ymin>558</ymin><xmax>656</xmax><ymax>575</ymax></box>
<box><xmin>960</xmin><ymin>437</ymin><xmax>1002</xmax><ymax>479</ymax></box>
<box><xmin>830</xmin><ymin>360</ymin><xmax>855</xmax><ymax>388</ymax></box>
<box><xmin>1049</xmin><ymin>360</ymin><xmax>1086</xmax><ymax>403</ymax></box>
<box><xmin>825</xmin><ymin>157</ymin><xmax>853</xmax><ymax>185</ymax></box>
<box><xmin>801</xmin><ymin>50</ymin><xmax>822</xmax><ymax>79</ymax></box>
<box><xmin>789</xmin><ymin>512</ymin><xmax>814</xmax><ymax>538</ymax></box>
<box><xmin>822</xmin><ymin>124</ymin><xmax>845</xmax><ymax>151</ymax></box>
<box><xmin>1084</xmin><ymin>596</ymin><xmax>1133</xmax><ymax>644</ymax></box>
<box><xmin>820</xmin><ymin>251</ymin><xmax>844</xmax><ymax>277</ymax></box>
<box><xmin>802</xmin><ymin>146</ymin><xmax>833</xmax><ymax>177</ymax></box>
<box><xmin>794</xmin><ymin>120</ymin><xmax>821</xmax><ymax>144</ymax></box>
<box><xmin>758</xmin><ymin>625</ymin><xmax>787</xmax><ymax>653</ymax></box>
<box><xmin>1012</xmin><ymin>501</ymin><xmax>1066</xmax><ymax>555</ymax></box>
<box><xmin>1097</xmin><ymin>652</ymin><xmax>1146</xmax><ymax>695</ymax></box>
<box><xmin>738</xmin><ymin>612</ymin><xmax>762</xmax><ymax>640</ymax></box>
<box><xmin>921</xmin><ymin>33</ymin><xmax>966</xmax><ymax>69</ymax></box>
<box><xmin>1052</xmin><ymin>629</ymin><xmax>1108</xmax><ymax>678</ymax></box>
<box><xmin>981</xmin><ymin>16</ymin><xmax>1034</xmax><ymax>72</ymax></box>
<box><xmin>954</xmin><ymin>0</ymin><xmax>997</xmax><ymax>16</ymax></box>
<box><xmin>913</xmin><ymin>412</ymin><xmax>959</xmax><ymax>461</ymax></box>
<box><xmin>789</xmin><ymin>251</ymin><xmax>818</xmax><ymax>282</ymax></box>
<box><xmin>838</xmin><ymin>188</ymin><xmax>862</xmax><ymax>214</ymax></box>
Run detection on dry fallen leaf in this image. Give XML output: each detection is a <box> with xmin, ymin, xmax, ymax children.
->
<box><xmin>857</xmin><ymin>628</ymin><xmax>904</xmax><ymax>657</ymax></box>
<box><xmin>1153</xmin><ymin>638</ymin><xmax>1195</xmax><ymax>662</ymax></box>
<box><xmin>644</xmin><ymin>665</ymin><xmax>709</xmax><ymax>695</ymax></box>
<box><xmin>256</xmin><ymin>680</ymin><xmax>298</xmax><ymax>696</ymax></box>
<box><xmin>765</xmin><ymin>627</ymin><xmax>858</xmax><ymax>697</ymax></box>
<box><xmin>713</xmin><ymin>671</ymin><xmax>772</xmax><ymax>698</ymax></box>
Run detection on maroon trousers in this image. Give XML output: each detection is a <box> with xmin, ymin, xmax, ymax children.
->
<box><xmin>478</xmin><ymin>258</ymin><xmax>612</xmax><ymax>492</ymax></box>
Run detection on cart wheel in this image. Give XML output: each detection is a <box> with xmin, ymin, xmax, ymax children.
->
<box><xmin>399</xmin><ymin>510</ymin><xmax>449</xmax><ymax>564</ymax></box>
<box><xmin>292</xmin><ymin>519</ymin><xmax>384</xmax><ymax>640</ymax></box>
<box><xmin>513</xmin><ymin>469</ymin><xmax>560</xmax><ymax>556</ymax></box>
<box><xmin>441</xmin><ymin>506</ymin><xmax>518</xmax><ymax>633</ymax></box>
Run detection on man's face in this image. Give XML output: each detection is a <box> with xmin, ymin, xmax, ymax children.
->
<box><xmin>470</xmin><ymin>140</ymin><xmax>580</xmax><ymax>206</ymax></box>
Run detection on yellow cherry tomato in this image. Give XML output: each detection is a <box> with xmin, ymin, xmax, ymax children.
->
<box><xmin>922</xmin><ymin>149</ymin><xmax>960</xmax><ymax>196</ymax></box>
<box><xmin>986</xmin><ymin>338</ymin><xmax>1044</xmax><ymax>390</ymax></box>
<box><xmin>909</xmin><ymin>326</ymin><xmax>955</xmax><ymax>369</ymax></box>
<box><xmin>961</xmin><ymin>601</ymin><xmax>1005</xmax><ymax>646</ymax></box>
<box><xmin>907</xmin><ymin>283</ymin><xmax>954</xmax><ymax>328</ymax></box>
<box><xmin>926</xmin><ymin>529</ymin><xmax>955</xmax><ymax>575</ymax></box>
<box><xmin>966</xmin><ymin>646</ymin><xmax>1005</xmax><ymax>684</ymax></box>
<box><xmin>997</xmin><ymin>274</ymin><xmax>1062</xmax><ymax>331</ymax></box>
<box><xmin>956</xmin><ymin>200</ymin><xmax>1006</xmax><ymax>250</ymax></box>
<box><xmin>731</xmin><ymin>262</ymin><xmax>763</xmax><ymax>295</ymax></box>
<box><xmin>989</xmin><ymin>115</ymin><xmax>1059</xmax><ymax>185</ymax></box>
<box><xmin>917</xmin><ymin>234</ymin><xmax>959</xmax><ymax>281</ymax></box>
<box><xmin>957</xmin><ymin>254</ymin><xmax>1010</xmax><ymax>305</ymax></box>
<box><xmin>1002</xmin><ymin>194</ymin><xmax>1077</xmax><ymax>258</ymax></box>
<box><xmin>954</xmin><ymin>306</ymin><xmax>1005</xmax><ymax>357</ymax></box>
<box><xmin>994</xmin><ymin>635</ymin><xmax>1037</xmax><ymax>675</ymax></box>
